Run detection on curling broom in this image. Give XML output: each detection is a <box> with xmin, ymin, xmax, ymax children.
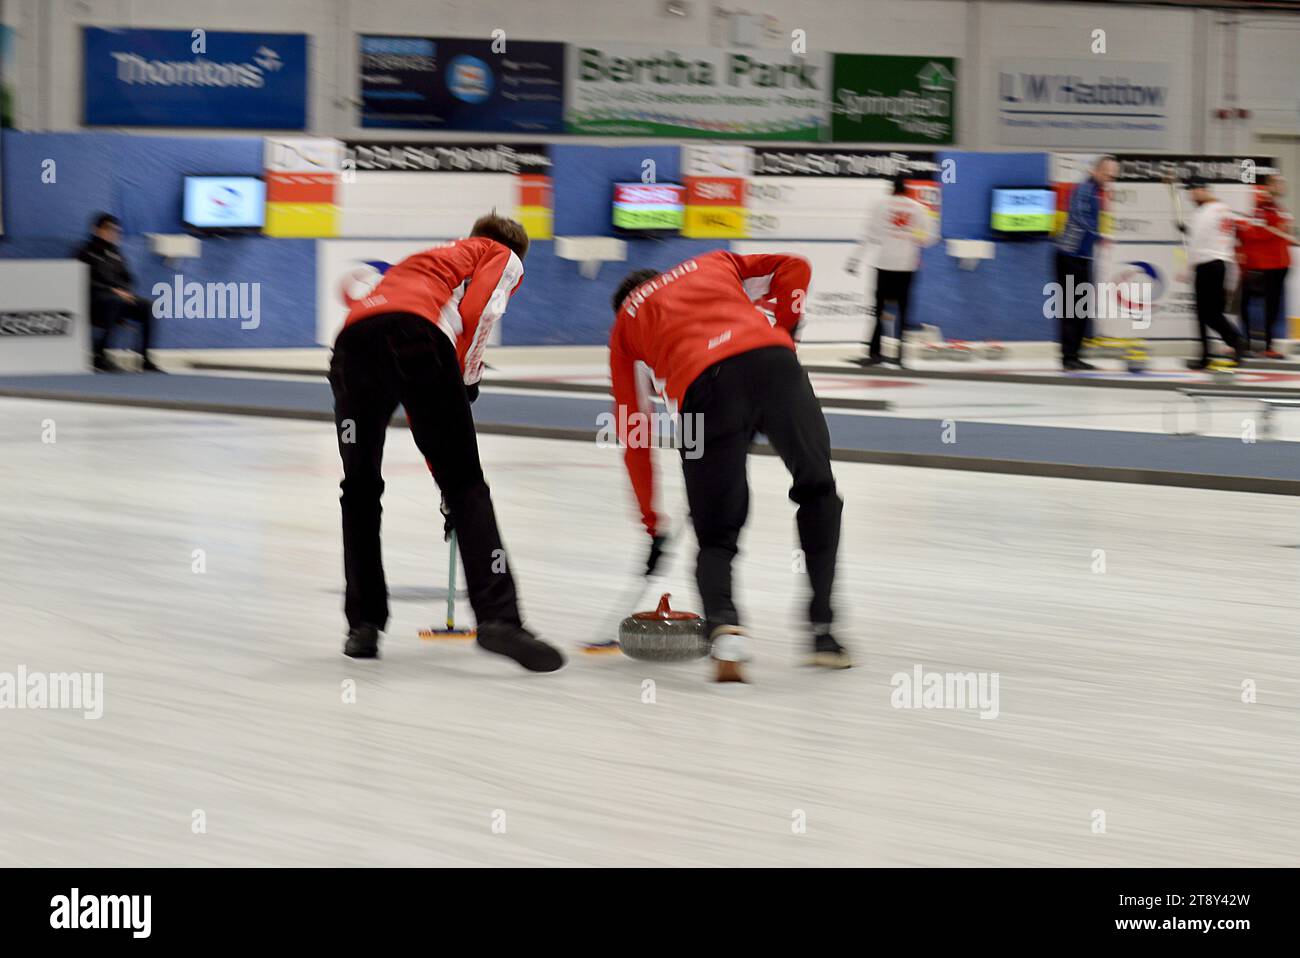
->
<box><xmin>419</xmin><ymin>529</ymin><xmax>476</xmax><ymax>640</ymax></box>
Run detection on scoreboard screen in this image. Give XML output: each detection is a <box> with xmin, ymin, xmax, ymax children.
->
<box><xmin>612</xmin><ymin>182</ymin><xmax>685</xmax><ymax>232</ymax></box>
<box><xmin>990</xmin><ymin>187</ymin><xmax>1055</xmax><ymax>235</ymax></box>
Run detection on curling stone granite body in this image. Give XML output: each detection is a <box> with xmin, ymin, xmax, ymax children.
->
<box><xmin>618</xmin><ymin>593</ymin><xmax>710</xmax><ymax>662</ymax></box>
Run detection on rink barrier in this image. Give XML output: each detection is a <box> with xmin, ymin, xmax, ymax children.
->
<box><xmin>802</xmin><ymin>363</ymin><xmax>1300</xmax><ymax>393</ymax></box>
<box><xmin>3</xmin><ymin>374</ymin><xmax>1299</xmax><ymax>497</ymax></box>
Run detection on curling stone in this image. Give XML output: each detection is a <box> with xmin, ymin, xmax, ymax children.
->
<box><xmin>980</xmin><ymin>341</ymin><xmax>1007</xmax><ymax>361</ymax></box>
<box><xmin>945</xmin><ymin>341</ymin><xmax>975</xmax><ymax>361</ymax></box>
<box><xmin>1125</xmin><ymin>346</ymin><xmax>1149</xmax><ymax>374</ymax></box>
<box><xmin>618</xmin><ymin>593</ymin><xmax>709</xmax><ymax>662</ymax></box>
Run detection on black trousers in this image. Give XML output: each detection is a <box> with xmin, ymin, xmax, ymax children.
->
<box><xmin>1241</xmin><ymin>267</ymin><xmax>1289</xmax><ymax>349</ymax></box>
<box><xmin>871</xmin><ymin>269</ymin><xmax>915</xmax><ymax>362</ymax></box>
<box><xmin>1054</xmin><ymin>251</ymin><xmax>1091</xmax><ymax>363</ymax></box>
<box><xmin>680</xmin><ymin>346</ymin><xmax>842</xmax><ymax>631</ymax></box>
<box><xmin>1193</xmin><ymin>260</ymin><xmax>1243</xmax><ymax>361</ymax></box>
<box><xmin>91</xmin><ymin>291</ymin><xmax>154</xmax><ymax>358</ymax></box>
<box><xmin>328</xmin><ymin>312</ymin><xmax>521</xmax><ymax>631</ymax></box>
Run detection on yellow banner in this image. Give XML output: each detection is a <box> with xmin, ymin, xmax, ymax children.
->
<box><xmin>265</xmin><ymin>203</ymin><xmax>339</xmax><ymax>238</ymax></box>
<box><xmin>515</xmin><ymin>206</ymin><xmax>554</xmax><ymax>241</ymax></box>
<box><xmin>683</xmin><ymin>206</ymin><xmax>746</xmax><ymax>239</ymax></box>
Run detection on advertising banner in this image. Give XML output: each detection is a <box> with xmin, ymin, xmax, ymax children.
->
<box><xmin>0</xmin><ymin>260</ymin><xmax>90</xmax><ymax>375</ymax></box>
<box><xmin>998</xmin><ymin>59</ymin><xmax>1170</xmax><ymax>148</ymax></box>
<box><xmin>566</xmin><ymin>43</ymin><xmax>828</xmax><ymax>139</ymax></box>
<box><xmin>83</xmin><ymin>28</ymin><xmax>308</xmax><ymax>128</ymax></box>
<box><xmin>681</xmin><ymin>145</ymin><xmax>939</xmax><ymax>240</ymax></box>
<box><xmin>830</xmin><ymin>55</ymin><xmax>957</xmax><ymax>144</ymax></box>
<box><xmin>339</xmin><ymin>142</ymin><xmax>552</xmax><ymax>239</ymax></box>
<box><xmin>1093</xmin><ymin>242</ymin><xmax>1196</xmax><ymax>340</ymax></box>
<box><xmin>359</xmin><ymin>36</ymin><xmax>564</xmax><ymax>132</ymax></box>
<box><xmin>1051</xmin><ymin>153</ymin><xmax>1274</xmax><ymax>242</ymax></box>
<box><xmin>264</xmin><ymin>137</ymin><xmax>343</xmax><ymax>238</ymax></box>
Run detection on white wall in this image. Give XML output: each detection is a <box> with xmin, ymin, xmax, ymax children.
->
<box><xmin>6</xmin><ymin>0</ymin><xmax>1300</xmax><ymax>162</ymax></box>
<box><xmin>1203</xmin><ymin>9</ymin><xmax>1300</xmax><ymax>162</ymax></box>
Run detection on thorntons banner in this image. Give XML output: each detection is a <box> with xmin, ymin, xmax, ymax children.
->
<box><xmin>998</xmin><ymin>58</ymin><xmax>1170</xmax><ymax>149</ymax></box>
<box><xmin>83</xmin><ymin>28</ymin><xmax>308</xmax><ymax>128</ymax></box>
<box><xmin>359</xmin><ymin>36</ymin><xmax>564</xmax><ymax>132</ymax></box>
<box><xmin>830</xmin><ymin>55</ymin><xmax>957</xmax><ymax>144</ymax></box>
<box><xmin>566</xmin><ymin>43</ymin><xmax>828</xmax><ymax>140</ymax></box>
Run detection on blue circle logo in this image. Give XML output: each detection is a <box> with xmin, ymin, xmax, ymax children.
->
<box><xmin>447</xmin><ymin>55</ymin><xmax>492</xmax><ymax>103</ymax></box>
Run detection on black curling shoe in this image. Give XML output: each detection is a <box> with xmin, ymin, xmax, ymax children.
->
<box><xmin>344</xmin><ymin>624</ymin><xmax>381</xmax><ymax>659</ymax></box>
<box><xmin>477</xmin><ymin>621</ymin><xmax>565</xmax><ymax>673</ymax></box>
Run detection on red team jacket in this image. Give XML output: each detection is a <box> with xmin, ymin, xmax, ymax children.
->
<box><xmin>343</xmin><ymin>236</ymin><xmax>524</xmax><ymax>385</ymax></box>
<box><xmin>609</xmin><ymin>250</ymin><xmax>812</xmax><ymax>537</ymax></box>
<box><xmin>1239</xmin><ymin>193</ymin><xmax>1294</xmax><ymax>272</ymax></box>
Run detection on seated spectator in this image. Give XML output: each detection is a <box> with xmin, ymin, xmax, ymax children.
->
<box><xmin>74</xmin><ymin>213</ymin><xmax>162</xmax><ymax>372</ymax></box>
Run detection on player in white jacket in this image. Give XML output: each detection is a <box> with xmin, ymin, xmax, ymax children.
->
<box><xmin>844</xmin><ymin>174</ymin><xmax>939</xmax><ymax>368</ymax></box>
<box><xmin>1183</xmin><ymin>175</ymin><xmax>1246</xmax><ymax>368</ymax></box>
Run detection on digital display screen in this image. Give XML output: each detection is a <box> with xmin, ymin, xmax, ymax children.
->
<box><xmin>991</xmin><ymin>187</ymin><xmax>1055</xmax><ymax>234</ymax></box>
<box><xmin>612</xmin><ymin>182</ymin><xmax>685</xmax><ymax>232</ymax></box>
<box><xmin>183</xmin><ymin>176</ymin><xmax>267</xmax><ymax>230</ymax></box>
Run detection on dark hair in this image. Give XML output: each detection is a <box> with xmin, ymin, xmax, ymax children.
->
<box><xmin>470</xmin><ymin>211</ymin><xmax>530</xmax><ymax>260</ymax></box>
<box><xmin>612</xmin><ymin>268</ymin><xmax>661</xmax><ymax>314</ymax></box>
<box><xmin>892</xmin><ymin>173</ymin><xmax>908</xmax><ymax>195</ymax></box>
<box><xmin>93</xmin><ymin>212</ymin><xmax>120</xmax><ymax>230</ymax></box>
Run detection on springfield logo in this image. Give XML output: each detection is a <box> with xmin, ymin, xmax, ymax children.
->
<box><xmin>0</xmin><ymin>310</ymin><xmax>73</xmax><ymax>336</ymax></box>
<box><xmin>0</xmin><ymin>666</ymin><xmax>104</xmax><ymax>719</ymax></box>
<box><xmin>50</xmin><ymin>889</ymin><xmax>150</xmax><ymax>938</ymax></box>
<box><xmin>833</xmin><ymin>62</ymin><xmax>954</xmax><ymax>141</ymax></box>
<box><xmin>110</xmin><ymin>45</ymin><xmax>282</xmax><ymax>88</ymax></box>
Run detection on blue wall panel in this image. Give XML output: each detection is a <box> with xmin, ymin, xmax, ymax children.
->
<box><xmin>504</xmin><ymin>237</ymin><xmax>717</xmax><ymax>346</ymax></box>
<box><xmin>550</xmin><ymin>144</ymin><xmax>681</xmax><ymax>237</ymax></box>
<box><xmin>2</xmin><ymin>130</ymin><xmax>262</xmax><ymax>239</ymax></box>
<box><xmin>1</xmin><ymin>132</ymin><xmax>1071</xmax><ymax>347</ymax></box>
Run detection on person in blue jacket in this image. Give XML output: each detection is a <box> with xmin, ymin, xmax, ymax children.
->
<box><xmin>1054</xmin><ymin>155</ymin><xmax>1117</xmax><ymax>370</ymax></box>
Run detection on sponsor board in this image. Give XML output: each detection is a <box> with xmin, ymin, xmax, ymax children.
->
<box><xmin>1052</xmin><ymin>153</ymin><xmax>1275</xmax><ymax>242</ymax></box>
<box><xmin>83</xmin><ymin>28</ymin><xmax>308</xmax><ymax>128</ymax></box>
<box><xmin>0</xmin><ymin>260</ymin><xmax>90</xmax><ymax>374</ymax></box>
<box><xmin>830</xmin><ymin>55</ymin><xmax>957</xmax><ymax>144</ymax></box>
<box><xmin>360</xmin><ymin>36</ymin><xmax>564</xmax><ymax>132</ymax></box>
<box><xmin>264</xmin><ymin>137</ymin><xmax>342</xmax><ymax>237</ymax></box>
<box><xmin>681</xmin><ymin>145</ymin><xmax>939</xmax><ymax>241</ymax></box>
<box><xmin>681</xmin><ymin>145</ymin><xmax>753</xmax><ymax>178</ymax></box>
<box><xmin>0</xmin><ymin>310</ymin><xmax>74</xmax><ymax>336</ymax></box>
<box><xmin>1093</xmin><ymin>243</ymin><xmax>1195</xmax><ymax>339</ymax></box>
<box><xmin>998</xmin><ymin>59</ymin><xmax>1170</xmax><ymax>148</ymax></box>
<box><xmin>567</xmin><ymin>43</ymin><xmax>827</xmax><ymax>139</ymax></box>
<box><xmin>339</xmin><ymin>142</ymin><xmax>552</xmax><ymax>239</ymax></box>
